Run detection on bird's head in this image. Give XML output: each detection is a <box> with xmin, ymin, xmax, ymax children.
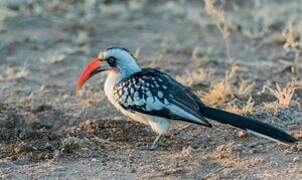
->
<box><xmin>76</xmin><ymin>47</ymin><xmax>141</xmax><ymax>93</ymax></box>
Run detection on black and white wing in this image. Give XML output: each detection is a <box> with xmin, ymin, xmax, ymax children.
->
<box><xmin>113</xmin><ymin>68</ymin><xmax>212</xmax><ymax>127</ymax></box>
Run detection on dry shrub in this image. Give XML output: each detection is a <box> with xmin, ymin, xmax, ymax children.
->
<box><xmin>200</xmin><ymin>64</ymin><xmax>239</xmax><ymax>106</ymax></box>
<box><xmin>204</xmin><ymin>0</ymin><xmax>232</xmax><ymax>60</ymax></box>
<box><xmin>226</xmin><ymin>96</ymin><xmax>255</xmax><ymax>115</ymax></box>
<box><xmin>0</xmin><ymin>67</ymin><xmax>29</xmax><ymax>81</ymax></box>
<box><xmin>263</xmin><ymin>82</ymin><xmax>296</xmax><ymax>110</ymax></box>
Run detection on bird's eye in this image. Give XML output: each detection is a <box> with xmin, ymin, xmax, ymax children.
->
<box><xmin>107</xmin><ymin>56</ymin><xmax>116</xmax><ymax>67</ymax></box>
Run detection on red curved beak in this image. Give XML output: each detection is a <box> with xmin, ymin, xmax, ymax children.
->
<box><xmin>76</xmin><ymin>58</ymin><xmax>102</xmax><ymax>93</ymax></box>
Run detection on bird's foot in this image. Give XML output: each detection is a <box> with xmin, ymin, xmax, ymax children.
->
<box><xmin>150</xmin><ymin>135</ymin><xmax>161</xmax><ymax>150</ymax></box>
<box><xmin>150</xmin><ymin>142</ymin><xmax>159</xmax><ymax>150</ymax></box>
<box><xmin>136</xmin><ymin>135</ymin><xmax>162</xmax><ymax>150</ymax></box>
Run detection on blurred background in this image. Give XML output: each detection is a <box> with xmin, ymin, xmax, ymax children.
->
<box><xmin>0</xmin><ymin>0</ymin><xmax>301</xmax><ymax>179</ymax></box>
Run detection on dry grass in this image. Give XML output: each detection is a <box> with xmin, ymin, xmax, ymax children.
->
<box><xmin>263</xmin><ymin>82</ymin><xmax>296</xmax><ymax>110</ymax></box>
<box><xmin>283</xmin><ymin>28</ymin><xmax>301</xmax><ymax>50</ymax></box>
<box><xmin>199</xmin><ymin>78</ymin><xmax>231</xmax><ymax>106</ymax></box>
<box><xmin>176</xmin><ymin>68</ymin><xmax>213</xmax><ymax>87</ymax></box>
<box><xmin>50</xmin><ymin>53</ymin><xmax>67</xmax><ymax>64</ymax></box>
<box><xmin>134</xmin><ymin>48</ymin><xmax>141</xmax><ymax>59</ymax></box>
<box><xmin>200</xmin><ymin>64</ymin><xmax>239</xmax><ymax>106</ymax></box>
<box><xmin>147</xmin><ymin>54</ymin><xmax>164</xmax><ymax>68</ymax></box>
<box><xmin>204</xmin><ymin>0</ymin><xmax>232</xmax><ymax>60</ymax></box>
<box><xmin>0</xmin><ymin>6</ymin><xmax>14</xmax><ymax>32</ymax></box>
<box><xmin>282</xmin><ymin>26</ymin><xmax>302</xmax><ymax>76</ymax></box>
<box><xmin>191</xmin><ymin>46</ymin><xmax>204</xmax><ymax>60</ymax></box>
<box><xmin>0</xmin><ymin>67</ymin><xmax>29</xmax><ymax>81</ymax></box>
<box><xmin>0</xmin><ymin>11</ymin><xmax>6</xmax><ymax>32</ymax></box>
<box><xmin>128</xmin><ymin>0</ymin><xmax>147</xmax><ymax>11</ymax></box>
<box><xmin>44</xmin><ymin>46</ymin><xmax>89</xmax><ymax>64</ymax></box>
<box><xmin>235</xmin><ymin>79</ymin><xmax>255</xmax><ymax>99</ymax></box>
<box><xmin>226</xmin><ymin>96</ymin><xmax>255</xmax><ymax>115</ymax></box>
<box><xmin>75</xmin><ymin>30</ymin><xmax>90</xmax><ymax>46</ymax></box>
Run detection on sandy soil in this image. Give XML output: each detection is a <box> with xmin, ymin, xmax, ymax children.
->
<box><xmin>0</xmin><ymin>0</ymin><xmax>301</xmax><ymax>179</ymax></box>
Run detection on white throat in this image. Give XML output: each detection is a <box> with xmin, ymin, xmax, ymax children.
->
<box><xmin>104</xmin><ymin>67</ymin><xmax>141</xmax><ymax>102</ymax></box>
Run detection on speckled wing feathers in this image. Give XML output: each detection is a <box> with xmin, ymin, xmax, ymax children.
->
<box><xmin>113</xmin><ymin>68</ymin><xmax>211</xmax><ymax>127</ymax></box>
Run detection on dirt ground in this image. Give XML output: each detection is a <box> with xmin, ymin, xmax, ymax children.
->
<box><xmin>0</xmin><ymin>0</ymin><xmax>302</xmax><ymax>179</ymax></box>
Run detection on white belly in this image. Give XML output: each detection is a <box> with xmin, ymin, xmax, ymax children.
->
<box><xmin>111</xmin><ymin>97</ymin><xmax>171</xmax><ymax>135</ymax></box>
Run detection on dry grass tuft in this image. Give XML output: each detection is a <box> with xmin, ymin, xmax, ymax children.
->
<box><xmin>0</xmin><ymin>67</ymin><xmax>29</xmax><ymax>81</ymax></box>
<box><xmin>200</xmin><ymin>64</ymin><xmax>239</xmax><ymax>106</ymax></box>
<box><xmin>263</xmin><ymin>82</ymin><xmax>296</xmax><ymax>110</ymax></box>
<box><xmin>50</xmin><ymin>54</ymin><xmax>67</xmax><ymax>64</ymax></box>
<box><xmin>282</xmin><ymin>27</ymin><xmax>302</xmax><ymax>76</ymax></box>
<box><xmin>128</xmin><ymin>0</ymin><xmax>147</xmax><ymax>11</ymax></box>
<box><xmin>75</xmin><ymin>30</ymin><xmax>90</xmax><ymax>46</ymax></box>
<box><xmin>283</xmin><ymin>27</ymin><xmax>302</xmax><ymax>50</ymax></box>
<box><xmin>148</xmin><ymin>54</ymin><xmax>164</xmax><ymax>68</ymax></box>
<box><xmin>43</xmin><ymin>46</ymin><xmax>89</xmax><ymax>64</ymax></box>
<box><xmin>176</xmin><ymin>68</ymin><xmax>213</xmax><ymax>87</ymax></box>
<box><xmin>0</xmin><ymin>7</ymin><xmax>15</xmax><ymax>32</ymax></box>
<box><xmin>191</xmin><ymin>46</ymin><xmax>203</xmax><ymax>60</ymax></box>
<box><xmin>199</xmin><ymin>78</ymin><xmax>231</xmax><ymax>106</ymax></box>
<box><xmin>0</xmin><ymin>10</ymin><xmax>7</xmax><ymax>32</ymax></box>
<box><xmin>226</xmin><ymin>96</ymin><xmax>255</xmax><ymax>115</ymax></box>
<box><xmin>235</xmin><ymin>80</ymin><xmax>255</xmax><ymax>99</ymax></box>
<box><xmin>204</xmin><ymin>0</ymin><xmax>232</xmax><ymax>60</ymax></box>
<box><xmin>134</xmin><ymin>48</ymin><xmax>141</xmax><ymax>59</ymax></box>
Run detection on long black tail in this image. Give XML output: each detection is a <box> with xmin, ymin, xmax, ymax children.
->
<box><xmin>200</xmin><ymin>106</ymin><xmax>297</xmax><ymax>144</ymax></box>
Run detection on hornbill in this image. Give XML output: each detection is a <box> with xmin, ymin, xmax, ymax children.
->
<box><xmin>76</xmin><ymin>47</ymin><xmax>297</xmax><ymax>149</ymax></box>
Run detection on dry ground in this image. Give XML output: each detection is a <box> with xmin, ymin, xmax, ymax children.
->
<box><xmin>0</xmin><ymin>0</ymin><xmax>301</xmax><ymax>179</ymax></box>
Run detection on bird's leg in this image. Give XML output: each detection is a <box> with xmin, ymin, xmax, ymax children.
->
<box><xmin>136</xmin><ymin>134</ymin><xmax>162</xmax><ymax>150</ymax></box>
<box><xmin>151</xmin><ymin>134</ymin><xmax>162</xmax><ymax>149</ymax></box>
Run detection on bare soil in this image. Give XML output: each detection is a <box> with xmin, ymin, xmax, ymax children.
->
<box><xmin>0</xmin><ymin>0</ymin><xmax>301</xmax><ymax>179</ymax></box>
